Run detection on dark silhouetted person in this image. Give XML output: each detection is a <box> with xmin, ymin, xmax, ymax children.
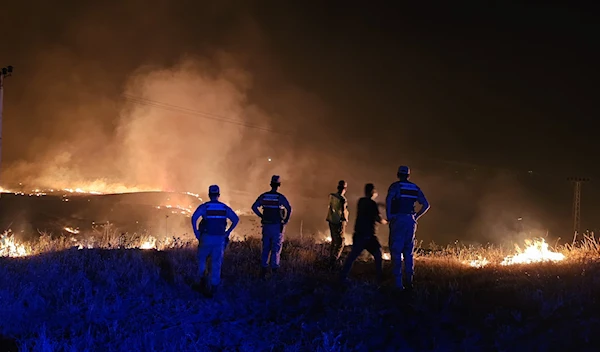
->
<box><xmin>326</xmin><ymin>180</ymin><xmax>349</xmax><ymax>267</ymax></box>
<box><xmin>191</xmin><ymin>185</ymin><xmax>239</xmax><ymax>297</ymax></box>
<box><xmin>252</xmin><ymin>175</ymin><xmax>292</xmax><ymax>279</ymax></box>
<box><xmin>386</xmin><ymin>166</ymin><xmax>430</xmax><ymax>291</ymax></box>
<box><xmin>340</xmin><ymin>183</ymin><xmax>387</xmax><ymax>283</ymax></box>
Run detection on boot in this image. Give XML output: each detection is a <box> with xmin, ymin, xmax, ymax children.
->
<box><xmin>404</xmin><ymin>274</ymin><xmax>414</xmax><ymax>292</ymax></box>
<box><xmin>193</xmin><ymin>277</ymin><xmax>207</xmax><ymax>294</ymax></box>
<box><xmin>203</xmin><ymin>284</ymin><xmax>218</xmax><ymax>298</ymax></box>
<box><xmin>394</xmin><ymin>277</ymin><xmax>404</xmax><ymax>292</ymax></box>
<box><xmin>209</xmin><ymin>284</ymin><xmax>218</xmax><ymax>297</ymax></box>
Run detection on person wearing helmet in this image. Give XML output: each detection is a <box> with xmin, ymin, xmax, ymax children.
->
<box><xmin>386</xmin><ymin>166</ymin><xmax>430</xmax><ymax>291</ymax></box>
<box><xmin>251</xmin><ymin>175</ymin><xmax>292</xmax><ymax>279</ymax></box>
<box><xmin>191</xmin><ymin>185</ymin><xmax>240</xmax><ymax>298</ymax></box>
<box><xmin>340</xmin><ymin>183</ymin><xmax>387</xmax><ymax>283</ymax></box>
<box><xmin>326</xmin><ymin>180</ymin><xmax>349</xmax><ymax>267</ymax></box>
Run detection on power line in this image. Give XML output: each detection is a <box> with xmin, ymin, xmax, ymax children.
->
<box><xmin>120</xmin><ymin>94</ymin><xmax>592</xmax><ymax>182</ymax></box>
<box><xmin>122</xmin><ymin>94</ymin><xmax>293</xmax><ymax>135</ymax></box>
<box><xmin>124</xmin><ymin>94</ymin><xmax>248</xmax><ymax>125</ymax></box>
<box><xmin>122</xmin><ymin>93</ymin><xmax>345</xmax><ymax>159</ymax></box>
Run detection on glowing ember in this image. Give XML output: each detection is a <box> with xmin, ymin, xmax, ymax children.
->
<box><xmin>501</xmin><ymin>238</ymin><xmax>565</xmax><ymax>265</ymax></box>
<box><xmin>139</xmin><ymin>236</ymin><xmax>157</xmax><ymax>250</ymax></box>
<box><xmin>0</xmin><ymin>232</ymin><xmax>28</xmax><ymax>257</ymax></box>
<box><xmin>156</xmin><ymin>205</ymin><xmax>192</xmax><ymax>217</ymax></box>
<box><xmin>64</xmin><ymin>227</ymin><xmax>80</xmax><ymax>235</ymax></box>
<box><xmin>183</xmin><ymin>191</ymin><xmax>202</xmax><ymax>200</ymax></box>
<box><xmin>465</xmin><ymin>258</ymin><xmax>489</xmax><ymax>268</ymax></box>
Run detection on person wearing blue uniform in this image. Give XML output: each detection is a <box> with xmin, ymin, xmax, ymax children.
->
<box><xmin>386</xmin><ymin>166</ymin><xmax>430</xmax><ymax>291</ymax></box>
<box><xmin>251</xmin><ymin>175</ymin><xmax>292</xmax><ymax>279</ymax></box>
<box><xmin>191</xmin><ymin>185</ymin><xmax>239</xmax><ymax>297</ymax></box>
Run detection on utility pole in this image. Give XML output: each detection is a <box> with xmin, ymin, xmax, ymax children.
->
<box><xmin>0</xmin><ymin>65</ymin><xmax>14</xmax><ymax>191</ymax></box>
<box><xmin>567</xmin><ymin>177</ymin><xmax>590</xmax><ymax>240</ymax></box>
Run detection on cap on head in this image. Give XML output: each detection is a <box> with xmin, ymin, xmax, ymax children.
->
<box><xmin>270</xmin><ymin>175</ymin><xmax>281</xmax><ymax>186</ymax></box>
<box><xmin>208</xmin><ymin>185</ymin><xmax>220</xmax><ymax>196</ymax></box>
<box><xmin>337</xmin><ymin>180</ymin><xmax>347</xmax><ymax>190</ymax></box>
<box><xmin>398</xmin><ymin>165</ymin><xmax>410</xmax><ymax>176</ymax></box>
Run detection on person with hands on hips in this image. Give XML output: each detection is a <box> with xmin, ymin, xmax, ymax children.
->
<box><xmin>191</xmin><ymin>184</ymin><xmax>239</xmax><ymax>297</ymax></box>
<box><xmin>252</xmin><ymin>175</ymin><xmax>292</xmax><ymax>279</ymax></box>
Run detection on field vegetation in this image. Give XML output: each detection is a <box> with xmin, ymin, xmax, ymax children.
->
<box><xmin>1</xmin><ymin>229</ymin><xmax>600</xmax><ymax>351</ymax></box>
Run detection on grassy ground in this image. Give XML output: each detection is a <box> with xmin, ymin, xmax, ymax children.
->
<box><xmin>1</xmin><ymin>234</ymin><xmax>600</xmax><ymax>351</ymax></box>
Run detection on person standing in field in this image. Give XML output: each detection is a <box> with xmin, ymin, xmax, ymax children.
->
<box><xmin>340</xmin><ymin>183</ymin><xmax>387</xmax><ymax>283</ymax></box>
<box><xmin>386</xmin><ymin>166</ymin><xmax>430</xmax><ymax>291</ymax></box>
<box><xmin>326</xmin><ymin>180</ymin><xmax>349</xmax><ymax>267</ymax></box>
<box><xmin>191</xmin><ymin>185</ymin><xmax>239</xmax><ymax>298</ymax></box>
<box><xmin>252</xmin><ymin>175</ymin><xmax>292</xmax><ymax>279</ymax></box>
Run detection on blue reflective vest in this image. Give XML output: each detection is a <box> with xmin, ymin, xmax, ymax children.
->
<box><xmin>259</xmin><ymin>192</ymin><xmax>285</xmax><ymax>224</ymax></box>
<box><xmin>388</xmin><ymin>181</ymin><xmax>421</xmax><ymax>215</ymax></box>
<box><xmin>200</xmin><ymin>201</ymin><xmax>228</xmax><ymax>235</ymax></box>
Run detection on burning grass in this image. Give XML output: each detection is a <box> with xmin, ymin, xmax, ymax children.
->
<box><xmin>1</xmin><ymin>232</ymin><xmax>600</xmax><ymax>350</ymax></box>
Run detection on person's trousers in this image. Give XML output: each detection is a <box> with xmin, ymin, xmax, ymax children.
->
<box><xmin>197</xmin><ymin>242</ymin><xmax>225</xmax><ymax>286</ymax></box>
<box><xmin>389</xmin><ymin>214</ymin><xmax>417</xmax><ymax>288</ymax></box>
<box><xmin>329</xmin><ymin>221</ymin><xmax>346</xmax><ymax>262</ymax></box>
<box><xmin>340</xmin><ymin>234</ymin><xmax>383</xmax><ymax>281</ymax></box>
<box><xmin>262</xmin><ymin>223</ymin><xmax>284</xmax><ymax>268</ymax></box>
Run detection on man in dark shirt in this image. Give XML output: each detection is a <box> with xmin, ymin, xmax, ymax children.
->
<box><xmin>340</xmin><ymin>183</ymin><xmax>387</xmax><ymax>283</ymax></box>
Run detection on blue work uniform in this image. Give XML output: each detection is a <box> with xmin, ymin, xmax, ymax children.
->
<box><xmin>252</xmin><ymin>191</ymin><xmax>292</xmax><ymax>269</ymax></box>
<box><xmin>386</xmin><ymin>180</ymin><xmax>429</xmax><ymax>289</ymax></box>
<box><xmin>191</xmin><ymin>200</ymin><xmax>239</xmax><ymax>286</ymax></box>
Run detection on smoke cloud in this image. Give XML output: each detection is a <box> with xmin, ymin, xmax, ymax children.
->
<box><xmin>0</xmin><ymin>1</ymin><xmax>583</xmax><ymax>244</ymax></box>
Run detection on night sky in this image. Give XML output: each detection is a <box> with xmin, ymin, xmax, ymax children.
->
<box><xmin>0</xmin><ymin>1</ymin><xmax>598</xmax><ymax>243</ymax></box>
<box><xmin>257</xmin><ymin>2</ymin><xmax>599</xmax><ymax>172</ymax></box>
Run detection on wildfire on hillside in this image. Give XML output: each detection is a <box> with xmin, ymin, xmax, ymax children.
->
<box><xmin>500</xmin><ymin>238</ymin><xmax>565</xmax><ymax>265</ymax></box>
<box><xmin>156</xmin><ymin>205</ymin><xmax>193</xmax><ymax>217</ymax></box>
<box><xmin>0</xmin><ymin>184</ymin><xmax>568</xmax><ymax>267</ymax></box>
<box><xmin>0</xmin><ymin>182</ymin><xmax>162</xmax><ymax>196</ymax></box>
<box><xmin>466</xmin><ymin>258</ymin><xmax>489</xmax><ymax>268</ymax></box>
<box><xmin>1</xmin><ymin>183</ymin><xmax>202</xmax><ymax>223</ymax></box>
<box><xmin>139</xmin><ymin>237</ymin><xmax>157</xmax><ymax>250</ymax></box>
<box><xmin>0</xmin><ymin>184</ymin><xmax>202</xmax><ymax>202</ymax></box>
<box><xmin>0</xmin><ymin>232</ymin><xmax>28</xmax><ymax>257</ymax></box>
<box><xmin>464</xmin><ymin>238</ymin><xmax>565</xmax><ymax>267</ymax></box>
<box><xmin>4</xmin><ymin>235</ymin><xmax>182</xmax><ymax>254</ymax></box>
